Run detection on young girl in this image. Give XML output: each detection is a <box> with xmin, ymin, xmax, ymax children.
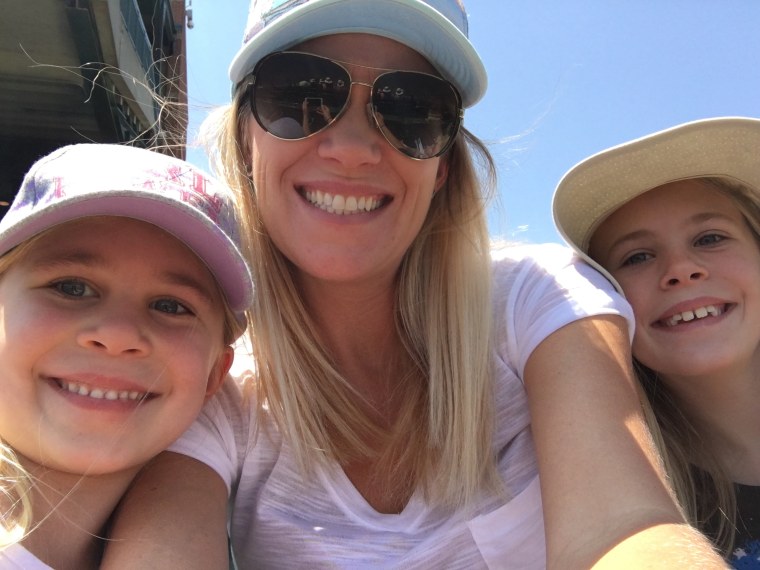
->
<box><xmin>0</xmin><ymin>143</ymin><xmax>252</xmax><ymax>569</ymax></box>
<box><xmin>554</xmin><ymin>116</ymin><xmax>760</xmax><ymax>567</ymax></box>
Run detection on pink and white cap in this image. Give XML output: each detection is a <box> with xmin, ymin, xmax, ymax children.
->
<box><xmin>1</xmin><ymin>144</ymin><xmax>253</xmax><ymax>324</ymax></box>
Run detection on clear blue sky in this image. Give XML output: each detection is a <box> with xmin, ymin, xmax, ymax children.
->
<box><xmin>184</xmin><ymin>1</ymin><xmax>760</xmax><ymax>244</ymax></box>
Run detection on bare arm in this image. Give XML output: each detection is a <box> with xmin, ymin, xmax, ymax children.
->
<box><xmin>524</xmin><ymin>315</ymin><xmax>726</xmax><ymax>569</ymax></box>
<box><xmin>101</xmin><ymin>452</ymin><xmax>229</xmax><ymax>570</ymax></box>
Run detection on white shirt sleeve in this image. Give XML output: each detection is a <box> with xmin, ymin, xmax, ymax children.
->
<box><xmin>167</xmin><ymin>373</ymin><xmax>250</xmax><ymax>494</ymax></box>
<box><xmin>492</xmin><ymin>242</ymin><xmax>635</xmax><ymax>380</ymax></box>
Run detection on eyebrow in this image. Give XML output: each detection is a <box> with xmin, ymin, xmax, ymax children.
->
<box><xmin>28</xmin><ymin>251</ymin><xmax>218</xmax><ymax>306</ymax></box>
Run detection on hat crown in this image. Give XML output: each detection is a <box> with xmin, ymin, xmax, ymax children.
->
<box><xmin>10</xmin><ymin>145</ymin><xmax>240</xmax><ymax>245</ymax></box>
<box><xmin>243</xmin><ymin>0</ymin><xmax>469</xmax><ymax>43</ymax></box>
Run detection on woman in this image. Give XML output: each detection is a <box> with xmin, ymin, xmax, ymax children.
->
<box><xmin>554</xmin><ymin>116</ymin><xmax>760</xmax><ymax>567</ymax></box>
<box><xmin>104</xmin><ymin>1</ymin><xmax>724</xmax><ymax>568</ymax></box>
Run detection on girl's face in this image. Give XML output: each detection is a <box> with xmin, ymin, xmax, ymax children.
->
<box><xmin>591</xmin><ymin>180</ymin><xmax>760</xmax><ymax>384</ymax></box>
<box><xmin>0</xmin><ymin>217</ymin><xmax>232</xmax><ymax>476</ymax></box>
<box><xmin>247</xmin><ymin>33</ymin><xmax>449</xmax><ymax>292</ymax></box>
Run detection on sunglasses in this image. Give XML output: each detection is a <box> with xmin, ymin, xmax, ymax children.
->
<box><xmin>245</xmin><ymin>52</ymin><xmax>463</xmax><ymax>160</ymax></box>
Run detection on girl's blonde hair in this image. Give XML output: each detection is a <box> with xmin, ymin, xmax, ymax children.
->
<box><xmin>0</xmin><ymin>221</ymin><xmax>242</xmax><ymax>548</ymax></box>
<box><xmin>203</xmin><ymin>82</ymin><xmax>500</xmax><ymax>509</ymax></box>
<box><xmin>633</xmin><ymin>176</ymin><xmax>760</xmax><ymax>558</ymax></box>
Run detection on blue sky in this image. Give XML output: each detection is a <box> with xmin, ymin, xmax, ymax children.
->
<box><xmin>184</xmin><ymin>1</ymin><xmax>760</xmax><ymax>244</ymax></box>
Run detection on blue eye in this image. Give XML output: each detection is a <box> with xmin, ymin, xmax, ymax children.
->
<box><xmin>53</xmin><ymin>280</ymin><xmax>93</xmax><ymax>297</ymax></box>
<box><xmin>621</xmin><ymin>251</ymin><xmax>652</xmax><ymax>266</ymax></box>
<box><xmin>695</xmin><ymin>233</ymin><xmax>724</xmax><ymax>247</ymax></box>
<box><xmin>151</xmin><ymin>298</ymin><xmax>192</xmax><ymax>316</ymax></box>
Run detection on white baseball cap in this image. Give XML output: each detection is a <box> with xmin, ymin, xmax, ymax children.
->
<box><xmin>229</xmin><ymin>0</ymin><xmax>487</xmax><ymax>108</ymax></box>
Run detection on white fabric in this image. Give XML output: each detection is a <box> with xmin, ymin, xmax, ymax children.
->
<box><xmin>0</xmin><ymin>544</ymin><xmax>53</xmax><ymax>569</ymax></box>
<box><xmin>170</xmin><ymin>243</ymin><xmax>633</xmax><ymax>569</ymax></box>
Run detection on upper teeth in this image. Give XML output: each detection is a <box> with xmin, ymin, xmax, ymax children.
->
<box><xmin>665</xmin><ymin>305</ymin><xmax>721</xmax><ymax>327</ymax></box>
<box><xmin>61</xmin><ymin>380</ymin><xmax>146</xmax><ymax>401</ymax></box>
<box><xmin>305</xmin><ymin>191</ymin><xmax>382</xmax><ymax>215</ymax></box>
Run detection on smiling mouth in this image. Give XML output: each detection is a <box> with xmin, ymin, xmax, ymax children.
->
<box><xmin>56</xmin><ymin>379</ymin><xmax>153</xmax><ymax>402</ymax></box>
<box><xmin>302</xmin><ymin>189</ymin><xmax>386</xmax><ymax>215</ymax></box>
<box><xmin>659</xmin><ymin>304</ymin><xmax>728</xmax><ymax>327</ymax></box>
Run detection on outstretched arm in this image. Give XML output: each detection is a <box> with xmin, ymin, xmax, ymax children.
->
<box><xmin>101</xmin><ymin>452</ymin><xmax>229</xmax><ymax>570</ymax></box>
<box><xmin>524</xmin><ymin>314</ymin><xmax>726</xmax><ymax>569</ymax></box>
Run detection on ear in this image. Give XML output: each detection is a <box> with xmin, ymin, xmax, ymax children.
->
<box><xmin>204</xmin><ymin>346</ymin><xmax>234</xmax><ymax>401</ymax></box>
<box><xmin>433</xmin><ymin>157</ymin><xmax>450</xmax><ymax>194</ymax></box>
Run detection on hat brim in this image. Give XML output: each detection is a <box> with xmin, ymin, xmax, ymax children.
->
<box><xmin>0</xmin><ymin>192</ymin><xmax>252</xmax><ymax>315</ymax></box>
<box><xmin>553</xmin><ymin>116</ymin><xmax>760</xmax><ymax>270</ymax></box>
<box><xmin>229</xmin><ymin>0</ymin><xmax>487</xmax><ymax>107</ymax></box>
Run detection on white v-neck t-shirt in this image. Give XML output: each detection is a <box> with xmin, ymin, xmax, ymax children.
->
<box><xmin>170</xmin><ymin>244</ymin><xmax>633</xmax><ymax>569</ymax></box>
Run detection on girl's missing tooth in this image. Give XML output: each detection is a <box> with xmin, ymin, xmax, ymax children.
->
<box><xmin>554</xmin><ymin>116</ymin><xmax>760</xmax><ymax>566</ymax></box>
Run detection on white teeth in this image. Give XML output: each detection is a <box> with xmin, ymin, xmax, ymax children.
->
<box><xmin>304</xmin><ymin>190</ymin><xmax>382</xmax><ymax>214</ymax></box>
<box><xmin>665</xmin><ymin>304</ymin><xmax>722</xmax><ymax>327</ymax></box>
<box><xmin>60</xmin><ymin>380</ymin><xmax>146</xmax><ymax>401</ymax></box>
<box><xmin>332</xmin><ymin>194</ymin><xmax>345</xmax><ymax>215</ymax></box>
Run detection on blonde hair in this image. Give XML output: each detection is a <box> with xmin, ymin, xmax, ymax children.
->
<box><xmin>0</xmin><ymin>240</ymin><xmax>39</xmax><ymax>547</ymax></box>
<box><xmin>0</xmin><ymin>220</ymin><xmax>242</xmax><ymax>548</ymax></box>
<box><xmin>203</xmin><ymin>82</ymin><xmax>500</xmax><ymax>509</ymax></box>
<box><xmin>628</xmin><ymin>176</ymin><xmax>760</xmax><ymax>558</ymax></box>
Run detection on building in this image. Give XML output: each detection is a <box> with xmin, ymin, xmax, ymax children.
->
<box><xmin>0</xmin><ymin>0</ymin><xmax>189</xmax><ymax>210</ymax></box>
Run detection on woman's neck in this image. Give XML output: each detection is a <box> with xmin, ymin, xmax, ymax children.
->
<box><xmin>300</xmin><ymin>276</ymin><xmax>404</xmax><ymax>393</ymax></box>
<box><xmin>18</xmin><ymin>460</ymin><xmax>140</xmax><ymax>570</ymax></box>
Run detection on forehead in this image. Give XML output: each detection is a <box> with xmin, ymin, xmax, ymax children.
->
<box><xmin>21</xmin><ymin>217</ymin><xmax>214</xmax><ymax>279</ymax></box>
<box><xmin>292</xmin><ymin>33</ymin><xmax>438</xmax><ymax>75</ymax></box>
<box><xmin>615</xmin><ymin>179</ymin><xmax>739</xmax><ymax>219</ymax></box>
<box><xmin>589</xmin><ymin>179</ymin><xmax>746</xmax><ymax>258</ymax></box>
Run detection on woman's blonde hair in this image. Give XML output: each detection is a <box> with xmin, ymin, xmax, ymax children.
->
<box><xmin>203</xmin><ymin>81</ymin><xmax>500</xmax><ymax>509</ymax></box>
<box><xmin>632</xmin><ymin>176</ymin><xmax>760</xmax><ymax>558</ymax></box>
<box><xmin>0</xmin><ymin>220</ymin><xmax>242</xmax><ymax>548</ymax></box>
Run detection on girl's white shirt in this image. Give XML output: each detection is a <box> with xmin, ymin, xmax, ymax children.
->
<box><xmin>170</xmin><ymin>243</ymin><xmax>633</xmax><ymax>569</ymax></box>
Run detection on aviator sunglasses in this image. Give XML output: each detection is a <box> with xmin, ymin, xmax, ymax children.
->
<box><xmin>245</xmin><ymin>51</ymin><xmax>463</xmax><ymax>160</ymax></box>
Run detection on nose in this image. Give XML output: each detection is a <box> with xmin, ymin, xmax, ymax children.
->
<box><xmin>77</xmin><ymin>307</ymin><xmax>151</xmax><ymax>356</ymax></box>
<box><xmin>316</xmin><ymin>84</ymin><xmax>383</xmax><ymax>167</ymax></box>
<box><xmin>660</xmin><ymin>252</ymin><xmax>709</xmax><ymax>289</ymax></box>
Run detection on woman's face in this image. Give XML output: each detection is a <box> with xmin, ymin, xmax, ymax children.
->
<box><xmin>590</xmin><ymin>180</ymin><xmax>760</xmax><ymax>386</ymax></box>
<box><xmin>247</xmin><ymin>34</ymin><xmax>449</xmax><ymax>292</ymax></box>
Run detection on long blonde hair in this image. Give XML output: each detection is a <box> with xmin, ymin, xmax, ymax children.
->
<box><xmin>203</xmin><ymin>81</ymin><xmax>500</xmax><ymax>509</ymax></box>
<box><xmin>632</xmin><ymin>176</ymin><xmax>760</xmax><ymax>557</ymax></box>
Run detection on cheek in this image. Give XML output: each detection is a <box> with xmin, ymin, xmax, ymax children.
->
<box><xmin>1</xmin><ymin>302</ymin><xmax>65</xmax><ymax>351</ymax></box>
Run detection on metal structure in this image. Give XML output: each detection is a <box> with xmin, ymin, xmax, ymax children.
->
<box><xmin>0</xmin><ymin>0</ymin><xmax>189</xmax><ymax>209</ymax></box>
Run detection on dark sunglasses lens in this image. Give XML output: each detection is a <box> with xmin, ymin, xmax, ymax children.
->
<box><xmin>251</xmin><ymin>53</ymin><xmax>349</xmax><ymax>139</ymax></box>
<box><xmin>372</xmin><ymin>72</ymin><xmax>461</xmax><ymax>158</ymax></box>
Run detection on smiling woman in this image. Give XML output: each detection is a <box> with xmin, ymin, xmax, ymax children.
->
<box><xmin>0</xmin><ymin>144</ymin><xmax>251</xmax><ymax>569</ymax></box>
<box><xmin>103</xmin><ymin>1</ymin><xmax>727</xmax><ymax>568</ymax></box>
<box><xmin>554</xmin><ymin>116</ymin><xmax>760</xmax><ymax>566</ymax></box>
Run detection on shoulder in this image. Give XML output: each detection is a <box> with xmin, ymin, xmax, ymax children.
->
<box><xmin>489</xmin><ymin>242</ymin><xmax>634</xmax><ymax>376</ymax></box>
<box><xmin>490</xmin><ymin>241</ymin><xmax>622</xmax><ymax>307</ymax></box>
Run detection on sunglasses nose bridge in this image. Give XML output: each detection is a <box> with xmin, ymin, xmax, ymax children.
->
<box><xmin>341</xmin><ymin>79</ymin><xmax>378</xmax><ymax>129</ymax></box>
